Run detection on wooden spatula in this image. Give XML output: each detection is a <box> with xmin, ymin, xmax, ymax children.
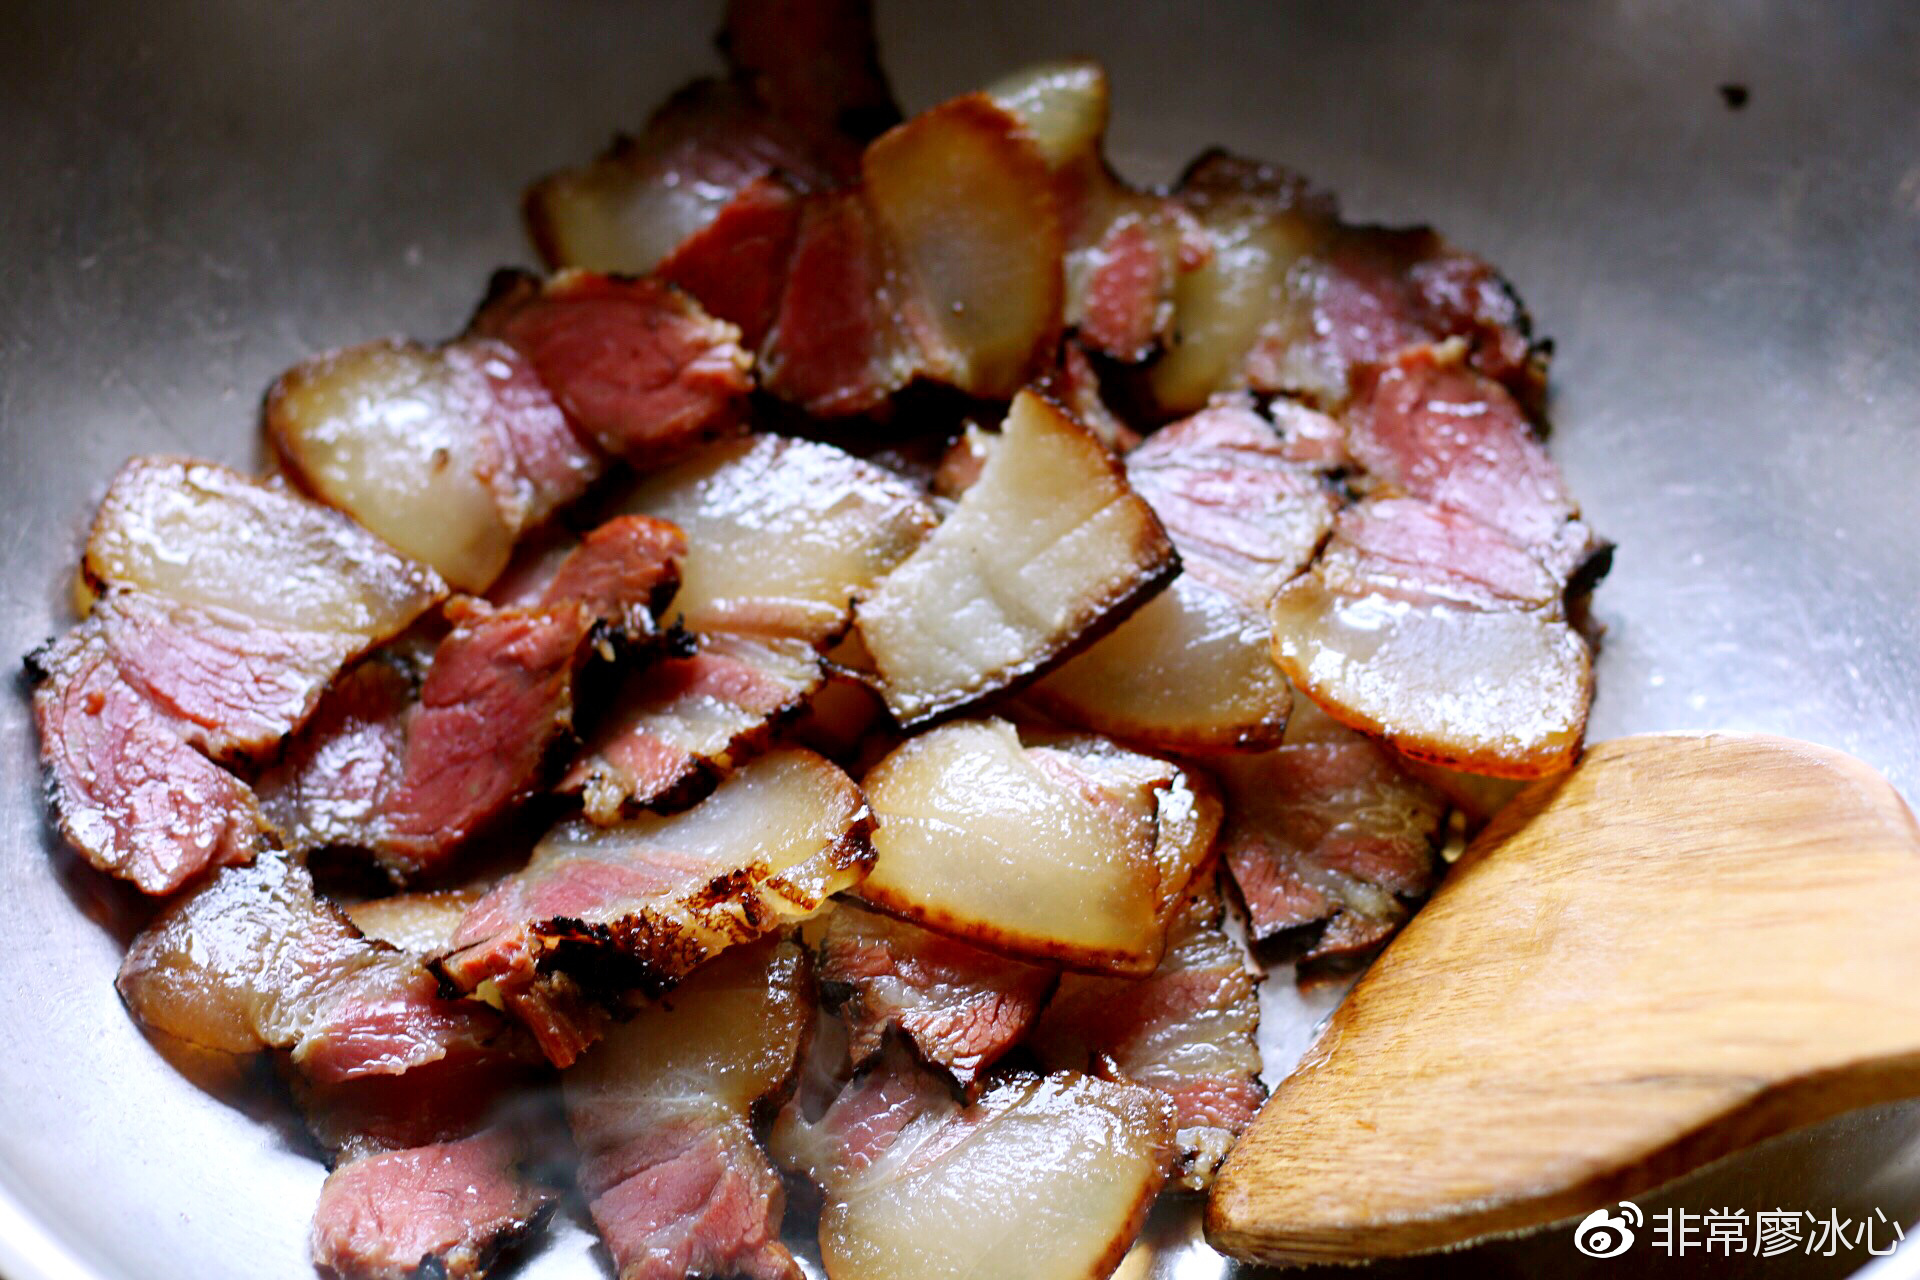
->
<box><xmin>1207</xmin><ymin>732</ymin><xmax>1920</xmax><ymax>1266</ymax></box>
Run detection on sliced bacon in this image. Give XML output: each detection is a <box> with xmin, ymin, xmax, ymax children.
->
<box><xmin>565</xmin><ymin>938</ymin><xmax>812</xmax><ymax>1280</ymax></box>
<box><xmin>33</xmin><ymin>458</ymin><xmax>443</xmax><ymax>892</ymax></box>
<box><xmin>471</xmin><ymin>270</ymin><xmax>753</xmax><ymax>468</ymax></box>
<box><xmin>268</xmin><ymin>336</ymin><xmax>602</xmax><ymax>592</ymax></box>
<box><xmin>525</xmin><ymin>78</ymin><xmax>849</xmax><ymax>278</ymax></box>
<box><xmin>28</xmin><ymin>616</ymin><xmax>275</xmax><ymax>895</ymax></box>
<box><xmin>1269</xmin><ymin>497</ymin><xmax>1595</xmax><ymax>776</ymax></box>
<box><xmin>265</xmin><ymin>520</ymin><xmax>682</xmax><ymax>877</ymax></box>
<box><xmin>986</xmin><ymin>61</ymin><xmax>1197</xmax><ymax>364</ymax></box>
<box><xmin>620</xmin><ymin>432</ymin><xmax>934</xmax><ymax>645</ymax></box>
<box><xmin>1039</xmin><ymin>337</ymin><xmax>1141</xmax><ymax>453</ymax></box>
<box><xmin>1212</xmin><ymin>696</ymin><xmax>1446</xmax><ymax>963</ymax></box>
<box><xmin>1029</xmin><ymin>402</ymin><xmax>1331</xmax><ymax>749</ymax></box>
<box><xmin>761</xmin><ymin>94</ymin><xmax>1063</xmax><ymax>414</ymax></box>
<box><xmin>758</xmin><ymin>190</ymin><xmax>916</xmax><ymax>415</ymax></box>
<box><xmin>855</xmin><ymin>391</ymin><xmax>1176</xmax><ymax>725</ymax></box>
<box><xmin>817</xmin><ymin>905</ymin><xmax>1056</xmax><ymax>1098</ymax></box>
<box><xmin>774</xmin><ymin>1048</ymin><xmax>1175</xmax><ymax>1280</ymax></box>
<box><xmin>1123</xmin><ymin>399</ymin><xmax>1337</xmax><ymax>611</ymax></box>
<box><xmin>564</xmin><ymin>633</ymin><xmax>825</xmax><ymax>822</ymax></box>
<box><xmin>655</xmin><ymin>175</ymin><xmax>804</xmax><ymax>349</ymax></box>
<box><xmin>310</xmin><ymin>1130</ymin><xmax>552</xmax><ymax>1280</ymax></box>
<box><xmin>1031</xmin><ymin>878</ymin><xmax>1263</xmax><ymax>1189</ymax></box>
<box><xmin>1147</xmin><ymin>150</ymin><xmax>1542</xmax><ymax>416</ymax></box>
<box><xmin>117</xmin><ymin>851</ymin><xmax>516</xmax><ymax>1082</ymax></box>
<box><xmin>1345</xmin><ymin>341</ymin><xmax>1604</xmax><ymax>581</ymax></box>
<box><xmin>439</xmin><ymin>750</ymin><xmax>873</xmax><ymax>1066</ymax></box>
<box><xmin>264</xmin><ymin>601</ymin><xmax>596</xmax><ymax>880</ymax></box>
<box><xmin>854</xmin><ymin>719</ymin><xmax>1175</xmax><ymax>976</ymax></box>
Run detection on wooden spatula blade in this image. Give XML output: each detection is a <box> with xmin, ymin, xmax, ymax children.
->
<box><xmin>1207</xmin><ymin>732</ymin><xmax>1920</xmax><ymax>1265</ymax></box>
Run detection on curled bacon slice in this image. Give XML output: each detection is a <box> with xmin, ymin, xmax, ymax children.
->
<box><xmin>564</xmin><ymin>633</ymin><xmax>827</xmax><ymax>822</ymax></box>
<box><xmin>117</xmin><ymin>851</ymin><xmax>517</xmax><ymax>1083</ymax></box>
<box><xmin>28</xmin><ymin>615</ymin><xmax>276</xmax><ymax>895</ymax></box>
<box><xmin>1032</xmin><ymin>878</ymin><xmax>1264</xmax><ymax>1189</ymax></box>
<box><xmin>1212</xmin><ymin>697</ymin><xmax>1447</xmax><ymax>964</ymax></box>
<box><xmin>775</xmin><ymin>1047</ymin><xmax>1175</xmax><ymax>1280</ymax></box>
<box><xmin>855</xmin><ymin>719</ymin><xmax>1174</xmax><ymax>976</ymax></box>
<box><xmin>471</xmin><ymin>270</ymin><xmax>753</xmax><ymax>468</ymax></box>
<box><xmin>761</xmin><ymin>94</ymin><xmax>1064</xmax><ymax>414</ymax></box>
<box><xmin>310</xmin><ymin>1130</ymin><xmax>552</xmax><ymax>1280</ymax></box>
<box><xmin>268</xmin><ymin>337</ymin><xmax>600</xmax><ymax>593</ymax></box>
<box><xmin>565</xmin><ymin>937</ymin><xmax>812</xmax><ymax>1280</ymax></box>
<box><xmin>817</xmin><ymin>905</ymin><xmax>1056</xmax><ymax>1098</ymax></box>
<box><xmin>1346</xmin><ymin>341</ymin><xmax>1606</xmax><ymax>582</ymax></box>
<box><xmin>439</xmin><ymin>749</ymin><xmax>872</xmax><ymax>1066</ymax></box>
<box><xmin>1147</xmin><ymin>150</ymin><xmax>1543</xmax><ymax>416</ymax></box>
<box><xmin>1270</xmin><ymin>497</ymin><xmax>1594</xmax><ymax>777</ymax></box>
<box><xmin>619</xmin><ymin>432</ymin><xmax>934</xmax><ymax>645</ymax></box>
<box><xmin>855</xmin><ymin>390</ymin><xmax>1177</xmax><ymax>725</ymax></box>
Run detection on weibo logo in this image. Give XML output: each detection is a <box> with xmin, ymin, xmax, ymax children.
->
<box><xmin>1574</xmin><ymin>1202</ymin><xmax>1644</xmax><ymax>1258</ymax></box>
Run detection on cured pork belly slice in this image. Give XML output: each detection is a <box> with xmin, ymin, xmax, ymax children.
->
<box><xmin>1038</xmin><ymin>735</ymin><xmax>1224</xmax><ymax>931</ymax></box>
<box><xmin>310</xmin><ymin>1130</ymin><xmax>553</xmax><ymax>1280</ymax></box>
<box><xmin>855</xmin><ymin>719</ymin><xmax>1175</xmax><ymax>976</ymax></box>
<box><xmin>1212</xmin><ymin>694</ymin><xmax>1446</xmax><ymax>962</ymax></box>
<box><xmin>1123</xmin><ymin>400</ymin><xmax>1338</xmax><ymax>611</ymax></box>
<box><xmin>470</xmin><ymin>270</ymin><xmax>753</xmax><ymax>467</ymax></box>
<box><xmin>1146</xmin><ymin>151</ymin><xmax>1540</xmax><ymax>416</ymax></box>
<box><xmin>655</xmin><ymin>175</ymin><xmax>803</xmax><ymax>349</ymax></box>
<box><xmin>565</xmin><ymin>937</ymin><xmax>812</xmax><ymax>1280</ymax></box>
<box><xmin>526</xmin><ymin>80</ymin><xmax>848</xmax><ymax>279</ymax></box>
<box><xmin>27</xmin><ymin>615</ymin><xmax>275</xmax><ymax>895</ymax></box>
<box><xmin>619</xmin><ymin>432</ymin><xmax>934</xmax><ymax>644</ymax></box>
<box><xmin>264</xmin><ymin>520</ymin><xmax>683</xmax><ymax>875</ymax></box>
<box><xmin>525</xmin><ymin>0</ymin><xmax>892</xmax><ymax>276</ymax></box>
<box><xmin>1269</xmin><ymin>497</ymin><xmax>1594</xmax><ymax>777</ymax></box>
<box><xmin>265</xmin><ymin>600</ymin><xmax>594</xmax><ymax>879</ymax></box>
<box><xmin>817</xmin><ymin>905</ymin><xmax>1056</xmax><ymax>1098</ymax></box>
<box><xmin>303</xmin><ymin>890</ymin><xmax>554</xmax><ymax>1280</ymax></box>
<box><xmin>117</xmin><ymin>851</ymin><xmax>514</xmax><ymax>1083</ymax></box>
<box><xmin>1030</xmin><ymin>880</ymin><xmax>1263</xmax><ymax>1190</ymax></box>
<box><xmin>33</xmin><ymin>458</ymin><xmax>442</xmax><ymax>892</ymax></box>
<box><xmin>81</xmin><ymin>456</ymin><xmax>444</xmax><ymax>640</ymax></box>
<box><xmin>268</xmin><ymin>337</ymin><xmax>601</xmax><ymax>592</ymax></box>
<box><xmin>774</xmin><ymin>1049</ymin><xmax>1175</xmax><ymax>1280</ymax></box>
<box><xmin>1027</xmin><ymin>574</ymin><xmax>1293</xmax><ymax>752</ymax></box>
<box><xmin>1029</xmin><ymin>405</ymin><xmax>1332</xmax><ymax>750</ymax></box>
<box><xmin>854</xmin><ymin>391</ymin><xmax>1177</xmax><ymax>725</ymax></box>
<box><xmin>1346</xmin><ymin>341</ymin><xmax>1605</xmax><ymax>581</ymax></box>
<box><xmin>761</xmin><ymin>95</ymin><xmax>1063</xmax><ymax>414</ymax></box>
<box><xmin>564</xmin><ymin>634</ymin><xmax>826</xmax><ymax>822</ymax></box>
<box><xmin>986</xmin><ymin>61</ymin><xmax>1198</xmax><ymax>363</ymax></box>
<box><xmin>439</xmin><ymin>750</ymin><xmax>872</xmax><ymax>1067</ymax></box>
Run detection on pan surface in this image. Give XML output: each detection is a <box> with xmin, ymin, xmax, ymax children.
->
<box><xmin>2</xmin><ymin>2</ymin><xmax>1917</xmax><ymax>1277</ymax></box>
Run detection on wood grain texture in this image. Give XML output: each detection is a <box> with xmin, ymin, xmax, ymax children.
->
<box><xmin>1206</xmin><ymin>732</ymin><xmax>1920</xmax><ymax>1265</ymax></box>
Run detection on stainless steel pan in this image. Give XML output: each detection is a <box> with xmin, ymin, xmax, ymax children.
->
<box><xmin>3</xmin><ymin>2</ymin><xmax>1917</xmax><ymax>1276</ymax></box>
